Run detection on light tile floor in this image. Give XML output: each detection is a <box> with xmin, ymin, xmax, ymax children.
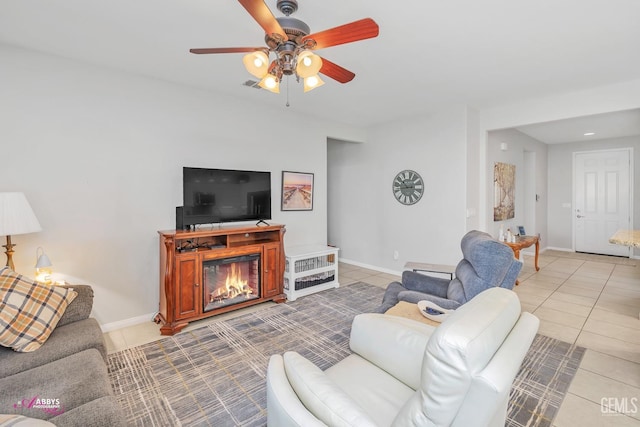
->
<box><xmin>105</xmin><ymin>250</ymin><xmax>640</xmax><ymax>426</ymax></box>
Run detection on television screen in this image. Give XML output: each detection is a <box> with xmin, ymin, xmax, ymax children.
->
<box><xmin>183</xmin><ymin>167</ymin><xmax>271</xmax><ymax>225</ymax></box>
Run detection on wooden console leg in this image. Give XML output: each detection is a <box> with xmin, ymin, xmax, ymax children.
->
<box><xmin>160</xmin><ymin>321</ymin><xmax>189</xmax><ymax>336</ymax></box>
<box><xmin>272</xmin><ymin>294</ymin><xmax>287</xmax><ymax>303</ymax></box>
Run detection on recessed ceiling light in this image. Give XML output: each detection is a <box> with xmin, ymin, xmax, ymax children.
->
<box><xmin>584</xmin><ymin>132</ymin><xmax>595</xmax><ymax>136</ymax></box>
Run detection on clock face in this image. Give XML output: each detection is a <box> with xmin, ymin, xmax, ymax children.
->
<box><xmin>392</xmin><ymin>170</ymin><xmax>424</xmax><ymax>205</ymax></box>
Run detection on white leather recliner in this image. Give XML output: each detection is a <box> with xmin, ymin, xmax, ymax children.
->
<box><xmin>266</xmin><ymin>287</ymin><xmax>539</xmax><ymax>427</ymax></box>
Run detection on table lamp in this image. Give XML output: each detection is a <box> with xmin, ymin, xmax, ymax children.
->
<box><xmin>35</xmin><ymin>247</ymin><xmax>53</xmax><ymax>285</ymax></box>
<box><xmin>0</xmin><ymin>192</ymin><xmax>42</xmax><ymax>271</ymax></box>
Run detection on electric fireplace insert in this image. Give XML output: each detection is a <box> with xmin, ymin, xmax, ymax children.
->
<box><xmin>202</xmin><ymin>254</ymin><xmax>261</xmax><ymax>312</ymax></box>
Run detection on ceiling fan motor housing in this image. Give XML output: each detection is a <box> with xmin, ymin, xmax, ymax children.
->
<box><xmin>266</xmin><ymin>16</ymin><xmax>310</xmax><ymax>48</ymax></box>
<box><xmin>275</xmin><ymin>41</ymin><xmax>298</xmax><ymax>75</ymax></box>
<box><xmin>277</xmin><ymin>0</ymin><xmax>298</xmax><ymax>16</ymax></box>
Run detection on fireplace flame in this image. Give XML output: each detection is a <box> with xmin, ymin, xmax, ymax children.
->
<box><xmin>210</xmin><ymin>263</ymin><xmax>253</xmax><ymax>303</ymax></box>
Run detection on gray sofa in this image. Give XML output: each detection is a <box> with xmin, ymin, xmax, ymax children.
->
<box><xmin>0</xmin><ymin>285</ymin><xmax>127</xmax><ymax>427</ymax></box>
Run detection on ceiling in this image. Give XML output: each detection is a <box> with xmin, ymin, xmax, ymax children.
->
<box><xmin>515</xmin><ymin>109</ymin><xmax>640</xmax><ymax>144</ymax></box>
<box><xmin>2</xmin><ymin>0</ymin><xmax>640</xmax><ymax>132</ymax></box>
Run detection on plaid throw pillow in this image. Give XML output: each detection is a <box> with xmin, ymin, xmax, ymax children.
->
<box><xmin>0</xmin><ymin>267</ymin><xmax>77</xmax><ymax>352</ymax></box>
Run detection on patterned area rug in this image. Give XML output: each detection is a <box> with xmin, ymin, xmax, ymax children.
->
<box><xmin>108</xmin><ymin>282</ymin><xmax>584</xmax><ymax>426</ymax></box>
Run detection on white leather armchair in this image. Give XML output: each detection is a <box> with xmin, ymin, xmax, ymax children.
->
<box><xmin>266</xmin><ymin>287</ymin><xmax>539</xmax><ymax>427</ymax></box>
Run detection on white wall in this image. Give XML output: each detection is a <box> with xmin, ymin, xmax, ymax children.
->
<box><xmin>328</xmin><ymin>107</ymin><xmax>469</xmax><ymax>271</ymax></box>
<box><xmin>547</xmin><ymin>136</ymin><xmax>640</xmax><ymax>256</ymax></box>
<box><xmin>479</xmin><ymin>78</ymin><xmax>640</xmax><ymax>231</ymax></box>
<box><xmin>0</xmin><ymin>45</ymin><xmax>364</xmax><ymax>327</ymax></box>
<box><xmin>465</xmin><ymin>107</ymin><xmax>481</xmax><ymax>230</ymax></box>
<box><xmin>5</xmin><ymin>45</ymin><xmax>640</xmax><ymax>328</ymax></box>
<box><xmin>486</xmin><ymin>129</ymin><xmax>548</xmax><ymax>245</ymax></box>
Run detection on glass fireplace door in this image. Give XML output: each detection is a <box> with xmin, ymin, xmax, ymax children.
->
<box><xmin>202</xmin><ymin>254</ymin><xmax>260</xmax><ymax>312</ymax></box>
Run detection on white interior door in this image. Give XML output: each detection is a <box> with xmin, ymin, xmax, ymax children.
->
<box><xmin>574</xmin><ymin>149</ymin><xmax>631</xmax><ymax>256</ymax></box>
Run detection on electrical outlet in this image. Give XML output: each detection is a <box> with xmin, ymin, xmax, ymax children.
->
<box><xmin>393</xmin><ymin>250</ymin><xmax>399</xmax><ymax>260</ymax></box>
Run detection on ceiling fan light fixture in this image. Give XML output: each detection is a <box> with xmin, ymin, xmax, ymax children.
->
<box><xmin>303</xmin><ymin>75</ymin><xmax>324</xmax><ymax>92</ymax></box>
<box><xmin>296</xmin><ymin>51</ymin><xmax>322</xmax><ymax>78</ymax></box>
<box><xmin>242</xmin><ymin>51</ymin><xmax>269</xmax><ymax>78</ymax></box>
<box><xmin>190</xmin><ymin>4</ymin><xmax>379</xmax><ymax>95</ymax></box>
<box><xmin>258</xmin><ymin>74</ymin><xmax>280</xmax><ymax>93</ymax></box>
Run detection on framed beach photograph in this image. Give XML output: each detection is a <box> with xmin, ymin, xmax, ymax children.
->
<box><xmin>281</xmin><ymin>171</ymin><xmax>314</xmax><ymax>211</ymax></box>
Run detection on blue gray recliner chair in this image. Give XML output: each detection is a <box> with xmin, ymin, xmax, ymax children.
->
<box><xmin>378</xmin><ymin>230</ymin><xmax>522</xmax><ymax>313</ymax></box>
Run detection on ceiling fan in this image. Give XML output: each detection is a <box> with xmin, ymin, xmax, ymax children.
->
<box><xmin>190</xmin><ymin>0</ymin><xmax>379</xmax><ymax>93</ymax></box>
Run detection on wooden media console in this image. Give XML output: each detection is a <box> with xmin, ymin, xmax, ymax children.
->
<box><xmin>157</xmin><ymin>224</ymin><xmax>286</xmax><ymax>335</ymax></box>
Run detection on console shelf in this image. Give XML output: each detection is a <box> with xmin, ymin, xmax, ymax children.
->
<box><xmin>157</xmin><ymin>224</ymin><xmax>286</xmax><ymax>335</ymax></box>
<box><xmin>284</xmin><ymin>245</ymin><xmax>339</xmax><ymax>301</ymax></box>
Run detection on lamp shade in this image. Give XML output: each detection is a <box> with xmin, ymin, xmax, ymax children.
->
<box><xmin>242</xmin><ymin>51</ymin><xmax>269</xmax><ymax>78</ymax></box>
<box><xmin>296</xmin><ymin>51</ymin><xmax>323</xmax><ymax>78</ymax></box>
<box><xmin>0</xmin><ymin>192</ymin><xmax>42</xmax><ymax>236</ymax></box>
<box><xmin>303</xmin><ymin>75</ymin><xmax>325</xmax><ymax>92</ymax></box>
<box><xmin>258</xmin><ymin>74</ymin><xmax>280</xmax><ymax>93</ymax></box>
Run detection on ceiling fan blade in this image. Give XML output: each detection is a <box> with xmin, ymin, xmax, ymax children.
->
<box><xmin>319</xmin><ymin>58</ymin><xmax>355</xmax><ymax>83</ymax></box>
<box><xmin>190</xmin><ymin>47</ymin><xmax>264</xmax><ymax>54</ymax></box>
<box><xmin>302</xmin><ymin>18</ymin><xmax>379</xmax><ymax>50</ymax></box>
<box><xmin>238</xmin><ymin>0</ymin><xmax>287</xmax><ymax>40</ymax></box>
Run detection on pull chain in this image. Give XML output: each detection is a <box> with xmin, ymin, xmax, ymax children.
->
<box><xmin>286</xmin><ymin>76</ymin><xmax>290</xmax><ymax>107</ymax></box>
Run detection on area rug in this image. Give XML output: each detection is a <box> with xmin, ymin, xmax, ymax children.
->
<box><xmin>108</xmin><ymin>282</ymin><xmax>584</xmax><ymax>426</ymax></box>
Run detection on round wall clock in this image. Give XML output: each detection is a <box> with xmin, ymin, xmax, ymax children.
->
<box><xmin>392</xmin><ymin>170</ymin><xmax>424</xmax><ymax>205</ymax></box>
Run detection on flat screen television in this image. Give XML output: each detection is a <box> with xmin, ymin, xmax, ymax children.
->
<box><xmin>182</xmin><ymin>167</ymin><xmax>271</xmax><ymax>226</ymax></box>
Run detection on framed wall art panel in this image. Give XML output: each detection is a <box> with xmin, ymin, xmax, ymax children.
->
<box><xmin>281</xmin><ymin>171</ymin><xmax>314</xmax><ymax>211</ymax></box>
<box><xmin>494</xmin><ymin>162</ymin><xmax>515</xmax><ymax>221</ymax></box>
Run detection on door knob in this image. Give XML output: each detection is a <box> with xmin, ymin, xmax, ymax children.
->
<box><xmin>576</xmin><ymin>214</ymin><xmax>585</xmax><ymax>218</ymax></box>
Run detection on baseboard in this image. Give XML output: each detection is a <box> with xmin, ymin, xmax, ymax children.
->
<box><xmin>545</xmin><ymin>246</ymin><xmax>574</xmax><ymax>252</ymax></box>
<box><xmin>101</xmin><ymin>260</ymin><xmax>399</xmax><ymax>332</ymax></box>
<box><xmin>340</xmin><ymin>258</ymin><xmax>402</xmax><ymax>277</ymax></box>
<box><xmin>542</xmin><ymin>246</ymin><xmax>639</xmax><ymax>260</ymax></box>
<box><xmin>100</xmin><ymin>312</ymin><xmax>157</xmax><ymax>333</ymax></box>
<box><xmin>101</xmin><ymin>247</ymin><xmax>637</xmax><ymax>332</ymax></box>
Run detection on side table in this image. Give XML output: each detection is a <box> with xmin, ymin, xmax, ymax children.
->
<box><xmin>503</xmin><ymin>235</ymin><xmax>539</xmax><ymax>285</ymax></box>
<box><xmin>504</xmin><ymin>235</ymin><xmax>540</xmax><ymax>271</ymax></box>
